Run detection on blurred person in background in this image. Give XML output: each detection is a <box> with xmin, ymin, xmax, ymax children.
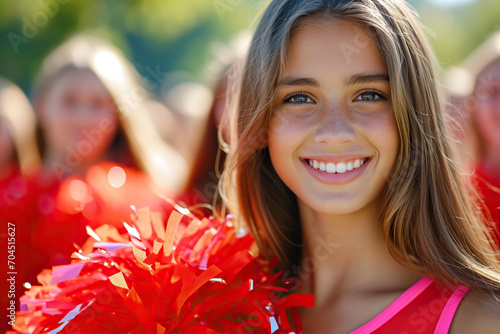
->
<box><xmin>21</xmin><ymin>34</ymin><xmax>189</xmax><ymax>290</ymax></box>
<box><xmin>0</xmin><ymin>77</ymin><xmax>41</xmax><ymax>333</ymax></box>
<box><xmin>0</xmin><ymin>77</ymin><xmax>41</xmax><ymax>218</ymax></box>
<box><xmin>159</xmin><ymin>32</ymin><xmax>250</xmax><ymax>216</ymax></box>
<box><xmin>161</xmin><ymin>80</ymin><xmax>215</xmax><ymax>213</ymax></box>
<box><xmin>447</xmin><ymin>31</ymin><xmax>500</xmax><ymax>246</ymax></box>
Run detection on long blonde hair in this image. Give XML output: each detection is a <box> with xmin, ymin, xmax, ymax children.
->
<box><xmin>0</xmin><ymin>77</ymin><xmax>41</xmax><ymax>175</ymax></box>
<box><xmin>221</xmin><ymin>0</ymin><xmax>500</xmax><ymax>295</ymax></box>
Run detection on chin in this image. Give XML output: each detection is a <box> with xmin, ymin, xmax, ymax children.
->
<box><xmin>299</xmin><ymin>195</ymin><xmax>367</xmax><ymax>216</ymax></box>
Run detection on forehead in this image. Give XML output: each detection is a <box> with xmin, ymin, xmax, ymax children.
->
<box><xmin>49</xmin><ymin>68</ymin><xmax>108</xmax><ymax>96</ymax></box>
<box><xmin>283</xmin><ymin>19</ymin><xmax>387</xmax><ymax>78</ymax></box>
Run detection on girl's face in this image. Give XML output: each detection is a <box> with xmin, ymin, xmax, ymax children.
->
<box><xmin>268</xmin><ymin>20</ymin><xmax>399</xmax><ymax>215</ymax></box>
<box><xmin>40</xmin><ymin>69</ymin><xmax>118</xmax><ymax>168</ymax></box>
<box><xmin>473</xmin><ymin>59</ymin><xmax>500</xmax><ymax>154</ymax></box>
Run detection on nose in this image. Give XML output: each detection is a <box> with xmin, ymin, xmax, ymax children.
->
<box><xmin>314</xmin><ymin>104</ymin><xmax>355</xmax><ymax>146</ymax></box>
<box><xmin>71</xmin><ymin>102</ymin><xmax>97</xmax><ymax>123</ymax></box>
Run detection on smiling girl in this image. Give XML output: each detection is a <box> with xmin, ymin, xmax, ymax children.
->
<box><xmin>221</xmin><ymin>0</ymin><xmax>500</xmax><ymax>332</ymax></box>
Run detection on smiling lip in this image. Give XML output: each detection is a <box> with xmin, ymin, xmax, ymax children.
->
<box><xmin>301</xmin><ymin>156</ymin><xmax>371</xmax><ymax>185</ymax></box>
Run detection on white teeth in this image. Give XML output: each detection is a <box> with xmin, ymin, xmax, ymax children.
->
<box><xmin>326</xmin><ymin>163</ymin><xmax>335</xmax><ymax>173</ymax></box>
<box><xmin>308</xmin><ymin>158</ymin><xmax>366</xmax><ymax>174</ymax></box>
<box><xmin>336</xmin><ymin>162</ymin><xmax>347</xmax><ymax>173</ymax></box>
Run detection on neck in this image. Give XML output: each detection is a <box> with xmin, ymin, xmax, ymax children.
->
<box><xmin>298</xmin><ymin>199</ymin><xmax>420</xmax><ymax>308</ymax></box>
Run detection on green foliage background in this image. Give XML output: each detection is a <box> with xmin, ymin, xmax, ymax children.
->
<box><xmin>414</xmin><ymin>0</ymin><xmax>500</xmax><ymax>68</ymax></box>
<box><xmin>0</xmin><ymin>0</ymin><xmax>499</xmax><ymax>95</ymax></box>
<box><xmin>0</xmin><ymin>0</ymin><xmax>264</xmax><ymax>94</ymax></box>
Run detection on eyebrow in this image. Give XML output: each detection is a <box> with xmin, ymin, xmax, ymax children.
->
<box><xmin>277</xmin><ymin>73</ymin><xmax>390</xmax><ymax>87</ymax></box>
<box><xmin>277</xmin><ymin>77</ymin><xmax>320</xmax><ymax>87</ymax></box>
<box><xmin>345</xmin><ymin>73</ymin><xmax>390</xmax><ymax>86</ymax></box>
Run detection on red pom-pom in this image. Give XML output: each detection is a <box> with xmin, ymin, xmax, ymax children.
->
<box><xmin>13</xmin><ymin>206</ymin><xmax>313</xmax><ymax>333</ymax></box>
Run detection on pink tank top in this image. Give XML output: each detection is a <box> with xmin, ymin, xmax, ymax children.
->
<box><xmin>349</xmin><ymin>277</ymin><xmax>469</xmax><ymax>333</ymax></box>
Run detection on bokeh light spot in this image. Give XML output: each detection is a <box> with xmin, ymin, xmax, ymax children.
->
<box><xmin>69</xmin><ymin>180</ymin><xmax>88</xmax><ymax>202</ymax></box>
<box><xmin>108</xmin><ymin>166</ymin><xmax>126</xmax><ymax>189</ymax></box>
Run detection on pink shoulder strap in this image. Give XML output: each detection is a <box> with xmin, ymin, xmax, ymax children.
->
<box><xmin>349</xmin><ymin>277</ymin><xmax>433</xmax><ymax>333</ymax></box>
<box><xmin>433</xmin><ymin>285</ymin><xmax>469</xmax><ymax>334</ymax></box>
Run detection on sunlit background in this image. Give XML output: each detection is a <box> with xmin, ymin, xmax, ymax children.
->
<box><xmin>0</xmin><ymin>0</ymin><xmax>499</xmax><ymax>94</ymax></box>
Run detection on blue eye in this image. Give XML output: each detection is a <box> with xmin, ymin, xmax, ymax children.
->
<box><xmin>284</xmin><ymin>93</ymin><xmax>314</xmax><ymax>104</ymax></box>
<box><xmin>355</xmin><ymin>90</ymin><xmax>387</xmax><ymax>102</ymax></box>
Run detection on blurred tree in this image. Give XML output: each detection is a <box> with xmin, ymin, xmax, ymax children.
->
<box><xmin>0</xmin><ymin>0</ymin><xmax>263</xmax><ymax>94</ymax></box>
<box><xmin>409</xmin><ymin>0</ymin><xmax>500</xmax><ymax>68</ymax></box>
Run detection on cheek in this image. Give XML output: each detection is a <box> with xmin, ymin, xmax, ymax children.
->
<box><xmin>267</xmin><ymin>114</ymin><xmax>304</xmax><ymax>178</ymax></box>
<box><xmin>99</xmin><ymin>122</ymin><xmax>118</xmax><ymax>146</ymax></box>
<box><xmin>100</xmin><ymin>109</ymin><xmax>119</xmax><ymax>137</ymax></box>
<box><xmin>268</xmin><ymin>126</ymin><xmax>289</xmax><ymax>175</ymax></box>
<box><xmin>87</xmin><ymin>108</ymin><xmax>113</xmax><ymax>128</ymax></box>
<box><xmin>268</xmin><ymin>112</ymin><xmax>309</xmax><ymax>152</ymax></box>
<box><xmin>364</xmin><ymin>112</ymin><xmax>399</xmax><ymax>170</ymax></box>
<box><xmin>42</xmin><ymin>104</ymin><xmax>71</xmax><ymax>139</ymax></box>
<box><xmin>43</xmin><ymin>96</ymin><xmax>70</xmax><ymax>126</ymax></box>
<box><xmin>85</xmin><ymin>115</ymin><xmax>118</xmax><ymax>153</ymax></box>
<box><xmin>382</xmin><ymin>116</ymin><xmax>399</xmax><ymax>151</ymax></box>
<box><xmin>268</xmin><ymin>110</ymin><xmax>316</xmax><ymax>141</ymax></box>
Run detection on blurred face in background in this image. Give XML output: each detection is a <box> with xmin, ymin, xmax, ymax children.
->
<box><xmin>473</xmin><ymin>59</ymin><xmax>500</xmax><ymax>157</ymax></box>
<box><xmin>39</xmin><ymin>69</ymin><xmax>119</xmax><ymax>171</ymax></box>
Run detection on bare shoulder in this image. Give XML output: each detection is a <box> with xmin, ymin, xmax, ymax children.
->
<box><xmin>450</xmin><ymin>289</ymin><xmax>500</xmax><ymax>334</ymax></box>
